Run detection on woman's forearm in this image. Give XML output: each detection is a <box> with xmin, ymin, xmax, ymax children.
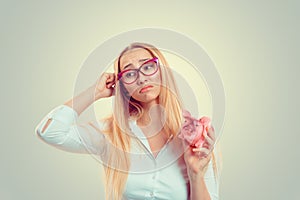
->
<box><xmin>190</xmin><ymin>177</ymin><xmax>211</xmax><ymax>200</ymax></box>
<box><xmin>39</xmin><ymin>85</ymin><xmax>97</xmax><ymax>134</ymax></box>
<box><xmin>64</xmin><ymin>85</ymin><xmax>97</xmax><ymax>116</ymax></box>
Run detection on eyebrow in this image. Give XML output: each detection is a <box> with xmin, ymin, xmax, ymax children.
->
<box><xmin>123</xmin><ymin>58</ymin><xmax>151</xmax><ymax>70</ymax></box>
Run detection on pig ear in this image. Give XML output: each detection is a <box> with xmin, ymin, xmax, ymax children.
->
<box><xmin>178</xmin><ymin>133</ymin><xmax>184</xmax><ymax>139</ymax></box>
<box><xmin>199</xmin><ymin>116</ymin><xmax>211</xmax><ymax>125</ymax></box>
<box><xmin>182</xmin><ymin>110</ymin><xmax>191</xmax><ymax>118</ymax></box>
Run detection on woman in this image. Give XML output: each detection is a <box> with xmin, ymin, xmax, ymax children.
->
<box><xmin>35</xmin><ymin>42</ymin><xmax>221</xmax><ymax>200</ymax></box>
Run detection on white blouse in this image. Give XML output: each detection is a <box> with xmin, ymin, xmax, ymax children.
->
<box><xmin>35</xmin><ymin>105</ymin><xmax>219</xmax><ymax>200</ymax></box>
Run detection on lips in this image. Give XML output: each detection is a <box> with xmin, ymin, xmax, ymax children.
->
<box><xmin>139</xmin><ymin>85</ymin><xmax>153</xmax><ymax>93</ymax></box>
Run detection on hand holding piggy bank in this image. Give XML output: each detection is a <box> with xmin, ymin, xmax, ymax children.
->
<box><xmin>178</xmin><ymin>110</ymin><xmax>211</xmax><ymax>148</ymax></box>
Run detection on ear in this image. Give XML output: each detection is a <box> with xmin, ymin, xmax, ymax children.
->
<box><xmin>199</xmin><ymin>116</ymin><xmax>211</xmax><ymax>126</ymax></box>
<box><xmin>182</xmin><ymin>109</ymin><xmax>191</xmax><ymax>118</ymax></box>
<box><xmin>178</xmin><ymin>133</ymin><xmax>184</xmax><ymax>139</ymax></box>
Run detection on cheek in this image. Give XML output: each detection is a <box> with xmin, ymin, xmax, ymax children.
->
<box><xmin>124</xmin><ymin>85</ymin><xmax>137</xmax><ymax>96</ymax></box>
<box><xmin>124</xmin><ymin>73</ymin><xmax>162</xmax><ymax>94</ymax></box>
<box><xmin>154</xmin><ymin>70</ymin><xmax>162</xmax><ymax>83</ymax></box>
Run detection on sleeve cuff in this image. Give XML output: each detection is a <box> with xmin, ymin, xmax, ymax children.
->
<box><xmin>48</xmin><ymin>105</ymin><xmax>79</xmax><ymax>125</ymax></box>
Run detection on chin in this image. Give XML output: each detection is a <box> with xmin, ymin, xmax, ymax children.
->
<box><xmin>132</xmin><ymin>89</ymin><xmax>160</xmax><ymax>104</ymax></box>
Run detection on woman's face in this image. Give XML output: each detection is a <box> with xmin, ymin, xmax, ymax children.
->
<box><xmin>119</xmin><ymin>48</ymin><xmax>161</xmax><ymax>106</ymax></box>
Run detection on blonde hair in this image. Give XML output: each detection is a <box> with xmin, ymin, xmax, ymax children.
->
<box><xmin>100</xmin><ymin>42</ymin><xmax>222</xmax><ymax>199</ymax></box>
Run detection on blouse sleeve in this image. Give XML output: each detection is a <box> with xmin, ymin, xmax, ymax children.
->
<box><xmin>35</xmin><ymin>105</ymin><xmax>108</xmax><ymax>157</ymax></box>
<box><xmin>203</xmin><ymin>158</ymin><xmax>220</xmax><ymax>200</ymax></box>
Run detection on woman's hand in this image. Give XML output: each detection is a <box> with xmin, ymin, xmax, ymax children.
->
<box><xmin>93</xmin><ymin>73</ymin><xmax>116</xmax><ymax>100</ymax></box>
<box><xmin>183</xmin><ymin>126</ymin><xmax>216</xmax><ymax>180</ymax></box>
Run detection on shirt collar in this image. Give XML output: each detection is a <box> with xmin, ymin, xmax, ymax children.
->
<box><xmin>129</xmin><ymin>120</ymin><xmax>174</xmax><ymax>157</ymax></box>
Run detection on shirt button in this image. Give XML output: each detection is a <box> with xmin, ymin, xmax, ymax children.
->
<box><xmin>150</xmin><ymin>192</ymin><xmax>154</xmax><ymax>197</ymax></box>
<box><xmin>152</xmin><ymin>175</ymin><xmax>156</xmax><ymax>180</ymax></box>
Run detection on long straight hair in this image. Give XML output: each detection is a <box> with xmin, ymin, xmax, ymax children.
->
<box><xmin>101</xmin><ymin>42</ymin><xmax>221</xmax><ymax>199</ymax></box>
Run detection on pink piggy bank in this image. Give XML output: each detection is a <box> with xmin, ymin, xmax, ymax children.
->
<box><xmin>178</xmin><ymin>110</ymin><xmax>211</xmax><ymax>148</ymax></box>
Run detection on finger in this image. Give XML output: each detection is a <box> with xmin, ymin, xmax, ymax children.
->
<box><xmin>202</xmin><ymin>141</ymin><xmax>214</xmax><ymax>152</ymax></box>
<box><xmin>180</xmin><ymin>139</ymin><xmax>190</xmax><ymax>156</ymax></box>
<box><xmin>204</xmin><ymin>152</ymin><xmax>212</xmax><ymax>160</ymax></box>
<box><xmin>107</xmin><ymin>73</ymin><xmax>115</xmax><ymax>82</ymax></box>
<box><xmin>199</xmin><ymin>146</ymin><xmax>214</xmax><ymax>158</ymax></box>
<box><xmin>203</xmin><ymin>131</ymin><xmax>214</xmax><ymax>146</ymax></box>
<box><xmin>106</xmin><ymin>82</ymin><xmax>115</xmax><ymax>89</ymax></box>
<box><xmin>200</xmin><ymin>148</ymin><xmax>213</xmax><ymax>159</ymax></box>
<box><xmin>112</xmin><ymin>87</ymin><xmax>116</xmax><ymax>96</ymax></box>
<box><xmin>201</xmin><ymin>142</ymin><xmax>212</xmax><ymax>150</ymax></box>
<box><xmin>181</xmin><ymin>137</ymin><xmax>190</xmax><ymax>148</ymax></box>
<box><xmin>192</xmin><ymin>147</ymin><xmax>209</xmax><ymax>154</ymax></box>
<box><xmin>105</xmin><ymin>75</ymin><xmax>116</xmax><ymax>88</ymax></box>
<box><xmin>207</xmin><ymin>126</ymin><xmax>216</xmax><ymax>141</ymax></box>
<box><xmin>98</xmin><ymin>73</ymin><xmax>110</xmax><ymax>88</ymax></box>
<box><xmin>106</xmin><ymin>74</ymin><xmax>115</xmax><ymax>84</ymax></box>
<box><xmin>192</xmin><ymin>148</ymin><xmax>201</xmax><ymax>152</ymax></box>
<box><xmin>197</xmin><ymin>150</ymin><xmax>210</xmax><ymax>159</ymax></box>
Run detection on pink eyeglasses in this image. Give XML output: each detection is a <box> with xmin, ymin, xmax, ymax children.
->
<box><xmin>117</xmin><ymin>57</ymin><xmax>159</xmax><ymax>84</ymax></box>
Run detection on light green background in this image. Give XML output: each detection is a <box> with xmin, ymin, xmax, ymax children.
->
<box><xmin>1</xmin><ymin>0</ymin><xmax>299</xmax><ymax>200</ymax></box>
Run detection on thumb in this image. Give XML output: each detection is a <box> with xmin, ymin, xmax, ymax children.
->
<box><xmin>181</xmin><ymin>138</ymin><xmax>191</xmax><ymax>153</ymax></box>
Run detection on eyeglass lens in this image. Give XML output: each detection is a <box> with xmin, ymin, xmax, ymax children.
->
<box><xmin>122</xmin><ymin>61</ymin><xmax>158</xmax><ymax>84</ymax></box>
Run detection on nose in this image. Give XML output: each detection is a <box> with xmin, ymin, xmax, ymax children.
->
<box><xmin>136</xmin><ymin>72</ymin><xmax>148</xmax><ymax>85</ymax></box>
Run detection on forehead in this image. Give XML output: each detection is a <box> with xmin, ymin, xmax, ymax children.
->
<box><xmin>119</xmin><ymin>48</ymin><xmax>153</xmax><ymax>70</ymax></box>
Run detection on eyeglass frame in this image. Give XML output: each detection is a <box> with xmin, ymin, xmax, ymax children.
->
<box><xmin>117</xmin><ymin>57</ymin><xmax>159</xmax><ymax>84</ymax></box>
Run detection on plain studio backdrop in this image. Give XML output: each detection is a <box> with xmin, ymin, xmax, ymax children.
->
<box><xmin>1</xmin><ymin>1</ymin><xmax>299</xmax><ymax>200</ymax></box>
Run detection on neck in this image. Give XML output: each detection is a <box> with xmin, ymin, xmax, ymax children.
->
<box><xmin>137</xmin><ymin>99</ymin><xmax>165</xmax><ymax>129</ymax></box>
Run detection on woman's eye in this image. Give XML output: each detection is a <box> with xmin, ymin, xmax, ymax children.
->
<box><xmin>125</xmin><ymin>71</ymin><xmax>136</xmax><ymax>78</ymax></box>
<box><xmin>143</xmin><ymin>64</ymin><xmax>154</xmax><ymax>70</ymax></box>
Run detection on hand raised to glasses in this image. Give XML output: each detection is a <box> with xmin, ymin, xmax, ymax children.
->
<box><xmin>93</xmin><ymin>73</ymin><xmax>116</xmax><ymax>100</ymax></box>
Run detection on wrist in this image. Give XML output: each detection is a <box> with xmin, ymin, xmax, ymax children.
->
<box><xmin>189</xmin><ymin>172</ymin><xmax>205</xmax><ymax>183</ymax></box>
<box><xmin>88</xmin><ymin>84</ymin><xmax>101</xmax><ymax>101</ymax></box>
<box><xmin>189</xmin><ymin>175</ymin><xmax>205</xmax><ymax>186</ymax></box>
